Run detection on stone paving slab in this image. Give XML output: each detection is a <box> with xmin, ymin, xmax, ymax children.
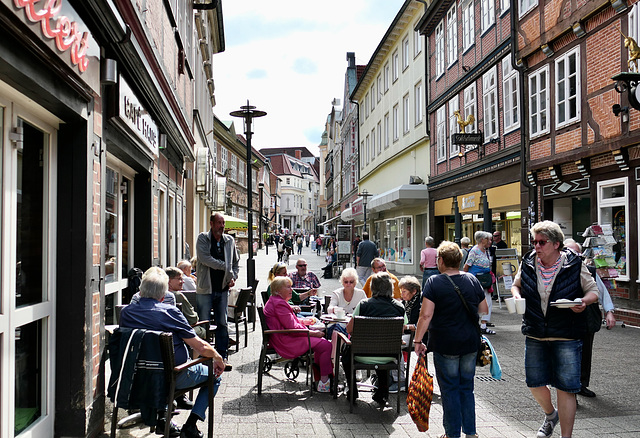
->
<box><xmin>104</xmin><ymin>245</ymin><xmax>640</xmax><ymax>437</ymax></box>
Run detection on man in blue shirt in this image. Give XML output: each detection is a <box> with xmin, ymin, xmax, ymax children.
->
<box><xmin>356</xmin><ymin>232</ymin><xmax>377</xmax><ymax>286</ymax></box>
<box><xmin>120</xmin><ymin>267</ymin><xmax>226</xmax><ymax>438</ymax></box>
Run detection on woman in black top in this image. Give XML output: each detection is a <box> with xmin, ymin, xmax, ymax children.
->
<box><xmin>414</xmin><ymin>241</ymin><xmax>488</xmax><ymax>438</ymax></box>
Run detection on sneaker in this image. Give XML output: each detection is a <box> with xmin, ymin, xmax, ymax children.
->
<box><xmin>317</xmin><ymin>379</ymin><xmax>331</xmax><ymax>393</ymax></box>
<box><xmin>388</xmin><ymin>383</ymin><xmax>399</xmax><ymax>394</ymax></box>
<box><xmin>537</xmin><ymin>410</ymin><xmax>559</xmax><ymax>438</ymax></box>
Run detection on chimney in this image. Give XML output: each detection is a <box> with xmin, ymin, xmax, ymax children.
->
<box><xmin>295</xmin><ymin>150</ymin><xmax>302</xmax><ymax>160</ymax></box>
<box><xmin>347</xmin><ymin>52</ymin><xmax>355</xmax><ymax>68</ymax></box>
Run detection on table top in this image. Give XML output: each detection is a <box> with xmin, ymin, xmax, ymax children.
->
<box><xmin>320</xmin><ymin>314</ymin><xmax>351</xmax><ymax>324</ymax></box>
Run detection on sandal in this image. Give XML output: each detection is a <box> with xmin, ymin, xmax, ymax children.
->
<box><xmin>481</xmin><ymin>327</ymin><xmax>496</xmax><ymax>335</ymax></box>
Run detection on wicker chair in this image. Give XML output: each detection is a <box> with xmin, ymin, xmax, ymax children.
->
<box><xmin>337</xmin><ymin>316</ymin><xmax>404</xmax><ymax>413</ymax></box>
<box><xmin>256</xmin><ymin>306</ymin><xmax>314</xmax><ymax>396</ymax></box>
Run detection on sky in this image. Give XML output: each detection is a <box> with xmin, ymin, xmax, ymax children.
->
<box><xmin>212</xmin><ymin>0</ymin><xmax>407</xmax><ymax>156</ymax></box>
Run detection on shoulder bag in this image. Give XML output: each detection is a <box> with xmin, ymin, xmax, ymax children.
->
<box><xmin>443</xmin><ymin>274</ymin><xmax>492</xmax><ymax>367</ymax></box>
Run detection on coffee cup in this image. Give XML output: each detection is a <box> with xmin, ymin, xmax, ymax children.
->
<box><xmin>505</xmin><ymin>297</ymin><xmax>516</xmax><ymax>314</ymax></box>
<box><xmin>502</xmin><ymin>262</ymin><xmax>516</xmax><ymax>276</ymax></box>
<box><xmin>334</xmin><ymin>307</ymin><xmax>346</xmax><ymax>319</ymax></box>
<box><xmin>515</xmin><ymin>298</ymin><xmax>526</xmax><ymax>314</ymax></box>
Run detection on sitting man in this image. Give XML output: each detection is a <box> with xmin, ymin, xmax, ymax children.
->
<box><xmin>120</xmin><ymin>267</ymin><xmax>226</xmax><ymax>438</ymax></box>
<box><xmin>166</xmin><ymin>267</ymin><xmax>207</xmax><ymax>340</ymax></box>
<box><xmin>289</xmin><ymin>258</ymin><xmax>321</xmax><ymax>304</ymax></box>
<box><xmin>362</xmin><ymin>258</ymin><xmax>402</xmax><ymax>299</ymax></box>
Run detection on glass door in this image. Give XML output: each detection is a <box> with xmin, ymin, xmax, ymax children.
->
<box><xmin>1</xmin><ymin>93</ymin><xmax>58</xmax><ymax>437</ymax></box>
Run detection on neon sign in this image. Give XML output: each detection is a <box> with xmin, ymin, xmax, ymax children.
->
<box><xmin>14</xmin><ymin>0</ymin><xmax>90</xmax><ymax>72</ymax></box>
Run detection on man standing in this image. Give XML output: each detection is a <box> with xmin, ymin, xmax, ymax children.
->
<box><xmin>362</xmin><ymin>258</ymin><xmax>402</xmax><ymax>299</ymax></box>
<box><xmin>289</xmin><ymin>258</ymin><xmax>321</xmax><ymax>302</ymax></box>
<box><xmin>196</xmin><ymin>213</ymin><xmax>240</xmax><ymax>360</ymax></box>
<box><xmin>492</xmin><ymin>231</ymin><xmax>508</xmax><ymax>249</ymax></box>
<box><xmin>120</xmin><ymin>267</ymin><xmax>226</xmax><ymax>438</ymax></box>
<box><xmin>356</xmin><ymin>232</ymin><xmax>377</xmax><ymax>286</ymax></box>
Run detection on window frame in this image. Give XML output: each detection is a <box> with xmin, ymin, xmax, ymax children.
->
<box><xmin>462</xmin><ymin>1</ymin><xmax>475</xmax><ymax>52</ymax></box>
<box><xmin>393</xmin><ymin>104</ymin><xmax>400</xmax><ymax>142</ymax></box>
<box><xmin>436</xmin><ymin>106</ymin><xmax>447</xmax><ymax>162</ymax></box>
<box><xmin>384</xmin><ymin>112</ymin><xmax>390</xmax><ymax>149</ymax></box>
<box><xmin>528</xmin><ymin>65</ymin><xmax>550</xmax><ymax>138</ymax></box>
<box><xmin>414</xmin><ymin>81</ymin><xmax>423</xmax><ymax>126</ymax></box>
<box><xmin>435</xmin><ymin>20</ymin><xmax>445</xmax><ymax>78</ymax></box>
<box><xmin>481</xmin><ymin>0</ymin><xmax>495</xmax><ymax>33</ymax></box>
<box><xmin>446</xmin><ymin>4</ymin><xmax>458</xmax><ymax>67</ymax></box>
<box><xmin>482</xmin><ymin>66</ymin><xmax>498</xmax><ymax>141</ymax></box>
<box><xmin>448</xmin><ymin>96</ymin><xmax>460</xmax><ymax>158</ymax></box>
<box><xmin>555</xmin><ymin>47</ymin><xmax>581</xmax><ymax>129</ymax></box>
<box><xmin>392</xmin><ymin>49</ymin><xmax>400</xmax><ymax>82</ymax></box>
<box><xmin>463</xmin><ymin>82</ymin><xmax>477</xmax><ymax>135</ymax></box>
<box><xmin>414</xmin><ymin>29</ymin><xmax>422</xmax><ymax>57</ymax></box>
<box><xmin>502</xmin><ymin>55</ymin><xmax>520</xmax><ymax>133</ymax></box>
<box><xmin>519</xmin><ymin>0</ymin><xmax>538</xmax><ymax>18</ymax></box>
<box><xmin>402</xmin><ymin>35</ymin><xmax>410</xmax><ymax>71</ymax></box>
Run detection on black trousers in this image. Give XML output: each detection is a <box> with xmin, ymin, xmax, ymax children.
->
<box><xmin>580</xmin><ymin>332</ymin><xmax>595</xmax><ymax>387</ymax></box>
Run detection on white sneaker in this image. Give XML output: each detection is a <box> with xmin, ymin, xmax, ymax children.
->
<box><xmin>537</xmin><ymin>410</ymin><xmax>559</xmax><ymax>438</ymax></box>
<box><xmin>317</xmin><ymin>379</ymin><xmax>331</xmax><ymax>393</ymax></box>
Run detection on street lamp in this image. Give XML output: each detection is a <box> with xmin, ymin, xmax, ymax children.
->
<box><xmin>358</xmin><ymin>189</ymin><xmax>373</xmax><ymax>232</ymax></box>
<box><xmin>230</xmin><ymin>100</ymin><xmax>267</xmax><ymax>289</ymax></box>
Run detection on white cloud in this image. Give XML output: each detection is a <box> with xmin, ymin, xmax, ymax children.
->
<box><xmin>212</xmin><ymin>0</ymin><xmax>406</xmax><ymax>155</ymax></box>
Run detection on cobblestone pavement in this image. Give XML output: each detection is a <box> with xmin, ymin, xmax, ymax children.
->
<box><xmin>105</xmin><ymin>244</ymin><xmax>640</xmax><ymax>437</ymax></box>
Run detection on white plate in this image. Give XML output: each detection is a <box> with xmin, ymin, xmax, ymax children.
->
<box><xmin>550</xmin><ymin>299</ymin><xmax>582</xmax><ymax>308</ymax></box>
<box><xmin>324</xmin><ymin>315</ymin><xmax>346</xmax><ymax>322</ymax></box>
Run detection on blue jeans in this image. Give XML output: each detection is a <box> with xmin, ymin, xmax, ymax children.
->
<box><xmin>433</xmin><ymin>351</ymin><xmax>477</xmax><ymax>438</ymax></box>
<box><xmin>196</xmin><ymin>292</ymin><xmax>229</xmax><ymax>359</ymax></box>
<box><xmin>524</xmin><ymin>337</ymin><xmax>582</xmax><ymax>393</ymax></box>
<box><xmin>175</xmin><ymin>363</ymin><xmax>221</xmax><ymax>420</ymax></box>
<box><xmin>422</xmin><ymin>268</ymin><xmax>440</xmax><ymax>290</ymax></box>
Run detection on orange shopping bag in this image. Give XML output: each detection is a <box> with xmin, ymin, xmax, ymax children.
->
<box><xmin>406</xmin><ymin>355</ymin><xmax>433</xmax><ymax>432</ymax></box>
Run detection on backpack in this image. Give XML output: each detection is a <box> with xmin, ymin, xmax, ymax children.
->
<box><xmin>297</xmin><ymin>237</ymin><xmax>302</xmax><ymax>245</ymax></box>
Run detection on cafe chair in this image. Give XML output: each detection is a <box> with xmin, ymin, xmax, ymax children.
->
<box><xmin>227</xmin><ymin>287</ymin><xmax>252</xmax><ymax>352</ymax></box>
<box><xmin>109</xmin><ymin>330</ymin><xmax>216</xmax><ymax>438</ymax></box>
<box><xmin>402</xmin><ymin>325</ymin><xmax>416</xmax><ymax>392</ymax></box>
<box><xmin>336</xmin><ymin>316</ymin><xmax>404</xmax><ymax>413</ymax></box>
<box><xmin>260</xmin><ymin>291</ymin><xmax>270</xmax><ymax>306</ymax></box>
<box><xmin>247</xmin><ymin>279</ymin><xmax>260</xmax><ymax>332</ymax></box>
<box><xmin>256</xmin><ymin>306</ymin><xmax>314</xmax><ymax>396</ymax></box>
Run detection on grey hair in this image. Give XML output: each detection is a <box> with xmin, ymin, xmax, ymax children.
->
<box><xmin>370</xmin><ymin>257</ymin><xmax>385</xmax><ymax>268</ymax></box>
<box><xmin>398</xmin><ymin>275</ymin><xmax>421</xmax><ymax>295</ymax></box>
<box><xmin>460</xmin><ymin>236</ymin><xmax>471</xmax><ymax>247</ymax></box>
<box><xmin>425</xmin><ymin>236</ymin><xmax>435</xmax><ymax>247</ymax></box>
<box><xmin>340</xmin><ymin>267</ymin><xmax>359</xmax><ymax>284</ymax></box>
<box><xmin>177</xmin><ymin>260</ymin><xmax>191</xmax><ymax>270</ymax></box>
<box><xmin>140</xmin><ymin>267</ymin><xmax>169</xmax><ymax>300</ymax></box>
<box><xmin>563</xmin><ymin>238</ymin><xmax>581</xmax><ymax>254</ymax></box>
<box><xmin>370</xmin><ymin>272</ymin><xmax>393</xmax><ymax>298</ymax></box>
<box><xmin>531</xmin><ymin>221</ymin><xmax>565</xmax><ymax>249</ymax></box>
<box><xmin>474</xmin><ymin>231</ymin><xmax>492</xmax><ymax>244</ymax></box>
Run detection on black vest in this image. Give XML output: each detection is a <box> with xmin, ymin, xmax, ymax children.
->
<box><xmin>520</xmin><ymin>249</ymin><xmax>587</xmax><ymax>339</ymax></box>
<box><xmin>359</xmin><ymin>296</ymin><xmax>405</xmax><ymax>318</ymax></box>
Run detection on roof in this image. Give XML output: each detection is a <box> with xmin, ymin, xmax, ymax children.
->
<box><xmin>259</xmin><ymin>147</ymin><xmax>317</xmax><ymax>159</ymax></box>
<box><xmin>267</xmin><ymin>154</ymin><xmax>319</xmax><ymax>181</ymax></box>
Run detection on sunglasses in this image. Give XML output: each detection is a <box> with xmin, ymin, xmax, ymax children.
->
<box><xmin>531</xmin><ymin>240</ymin><xmax>549</xmax><ymax>247</ymax></box>
<box><xmin>297</xmin><ymin>264</ymin><xmax>307</xmax><ymax>267</ymax></box>
<box><xmin>343</xmin><ymin>280</ymin><xmax>355</xmax><ymax>284</ymax></box>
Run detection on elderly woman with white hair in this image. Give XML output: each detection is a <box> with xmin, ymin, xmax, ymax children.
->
<box><xmin>328</xmin><ymin>268</ymin><xmax>367</xmax><ymax>315</ymax></box>
<box><xmin>463</xmin><ymin>230</ymin><xmax>495</xmax><ymax>334</ymax></box>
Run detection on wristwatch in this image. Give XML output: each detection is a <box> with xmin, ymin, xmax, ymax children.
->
<box><xmin>606</xmin><ymin>309</ymin><xmax>615</xmax><ymax>314</ymax></box>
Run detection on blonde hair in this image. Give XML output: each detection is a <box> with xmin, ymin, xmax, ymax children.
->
<box><xmin>437</xmin><ymin>241</ymin><xmax>463</xmax><ymax>269</ymax></box>
<box><xmin>268</xmin><ymin>262</ymin><xmax>288</xmax><ymax>283</ymax></box>
<box><xmin>270</xmin><ymin>276</ymin><xmax>292</xmax><ymax>295</ymax></box>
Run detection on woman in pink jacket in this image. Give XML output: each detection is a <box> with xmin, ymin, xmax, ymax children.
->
<box><xmin>263</xmin><ymin>277</ymin><xmax>333</xmax><ymax>392</ymax></box>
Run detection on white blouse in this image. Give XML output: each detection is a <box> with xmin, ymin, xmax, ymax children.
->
<box><xmin>328</xmin><ymin>287</ymin><xmax>367</xmax><ymax>314</ymax></box>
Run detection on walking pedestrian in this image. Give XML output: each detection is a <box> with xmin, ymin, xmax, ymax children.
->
<box><xmin>356</xmin><ymin>232</ymin><xmax>377</xmax><ymax>286</ymax></box>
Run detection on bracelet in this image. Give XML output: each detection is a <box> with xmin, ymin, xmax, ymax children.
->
<box><xmin>413</xmin><ymin>340</ymin><xmax>423</xmax><ymax>344</ymax></box>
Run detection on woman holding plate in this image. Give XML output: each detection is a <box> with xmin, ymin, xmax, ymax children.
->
<box><xmin>511</xmin><ymin>220</ymin><xmax>599</xmax><ymax>438</ymax></box>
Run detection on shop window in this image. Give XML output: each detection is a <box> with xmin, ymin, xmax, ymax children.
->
<box><xmin>598</xmin><ymin>178</ymin><xmax>628</xmax><ymax>280</ymax></box>
<box><xmin>397</xmin><ymin>217</ymin><xmax>412</xmax><ymax>264</ymax></box>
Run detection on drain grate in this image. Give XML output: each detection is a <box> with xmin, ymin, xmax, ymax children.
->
<box><xmin>476</xmin><ymin>375</ymin><xmax>504</xmax><ymax>382</ymax></box>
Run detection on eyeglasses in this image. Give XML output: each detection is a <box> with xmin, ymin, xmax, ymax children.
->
<box><xmin>531</xmin><ymin>240</ymin><xmax>549</xmax><ymax>247</ymax></box>
<box><xmin>343</xmin><ymin>280</ymin><xmax>355</xmax><ymax>284</ymax></box>
<box><xmin>297</xmin><ymin>264</ymin><xmax>307</xmax><ymax>267</ymax></box>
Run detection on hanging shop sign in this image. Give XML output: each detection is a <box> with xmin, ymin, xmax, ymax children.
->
<box><xmin>115</xmin><ymin>76</ymin><xmax>160</xmax><ymax>159</ymax></box>
<box><xmin>6</xmin><ymin>0</ymin><xmax>100</xmax><ymax>92</ymax></box>
<box><xmin>452</xmin><ymin>132</ymin><xmax>484</xmax><ymax>145</ymax></box>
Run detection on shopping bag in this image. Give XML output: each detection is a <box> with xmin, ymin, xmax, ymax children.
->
<box><xmin>406</xmin><ymin>355</ymin><xmax>433</xmax><ymax>432</ymax></box>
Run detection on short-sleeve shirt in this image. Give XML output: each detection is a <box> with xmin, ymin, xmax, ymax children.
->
<box><xmin>120</xmin><ymin>297</ymin><xmax>195</xmax><ymax>365</ymax></box>
<box><xmin>465</xmin><ymin>245</ymin><xmax>491</xmax><ymax>270</ymax></box>
<box><xmin>289</xmin><ymin>271</ymin><xmax>321</xmax><ymax>290</ymax></box>
<box><xmin>422</xmin><ymin>273</ymin><xmax>484</xmax><ymax>355</ymax></box>
<box><xmin>356</xmin><ymin>240</ymin><xmax>378</xmax><ymax>267</ymax></box>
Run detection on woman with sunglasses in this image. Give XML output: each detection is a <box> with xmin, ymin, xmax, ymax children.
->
<box><xmin>463</xmin><ymin>230</ymin><xmax>495</xmax><ymax>334</ymax></box>
<box><xmin>327</xmin><ymin>268</ymin><xmax>367</xmax><ymax>315</ymax></box>
<box><xmin>266</xmin><ymin>262</ymin><xmax>315</xmax><ymax>306</ymax></box>
<box><xmin>511</xmin><ymin>221</ymin><xmax>599</xmax><ymax>438</ymax></box>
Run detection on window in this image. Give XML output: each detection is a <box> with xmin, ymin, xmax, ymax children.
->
<box><xmin>414</xmin><ymin>29</ymin><xmax>422</xmax><ymax>57</ymax></box>
<box><xmin>529</xmin><ymin>66</ymin><xmax>549</xmax><ymax>137</ymax></box>
<box><xmin>501</xmin><ymin>0</ymin><xmax>510</xmax><ymax>14</ymax></box>
<box><xmin>402</xmin><ymin>36</ymin><xmax>410</xmax><ymax>70</ymax></box>
<box><xmin>435</xmin><ymin>21</ymin><xmax>445</xmax><ymax>77</ymax></box>
<box><xmin>464</xmin><ymin>83</ymin><xmax>477</xmax><ymax>133</ymax></box>
<box><xmin>365</xmin><ymin>135</ymin><xmax>370</xmax><ymax>163</ymax></box>
<box><xmin>220</xmin><ymin>146</ymin><xmax>228</xmax><ymax>173</ymax></box>
<box><xmin>377</xmin><ymin>121</ymin><xmax>382</xmax><ymax>155</ymax></box>
<box><xmin>598</xmin><ymin>177</ymin><xmax>628</xmax><ymax>280</ymax></box>
<box><xmin>630</xmin><ymin>2</ymin><xmax>640</xmax><ymax>42</ymax></box>
<box><xmin>364</xmin><ymin>92</ymin><xmax>369</xmax><ymax>118</ymax></box>
<box><xmin>414</xmin><ymin>82</ymin><xmax>423</xmax><ymax>125</ymax></box>
<box><xmin>447</xmin><ymin>4</ymin><xmax>458</xmax><ymax>66</ymax></box>
<box><xmin>371</xmin><ymin>128</ymin><xmax>376</xmax><ymax>159</ymax></box>
<box><xmin>384</xmin><ymin>113</ymin><xmax>390</xmax><ymax>149</ymax></box>
<box><xmin>482</xmin><ymin>0</ymin><xmax>495</xmax><ymax>32</ymax></box>
<box><xmin>403</xmin><ymin>94</ymin><xmax>410</xmax><ymax>134</ymax></box>
<box><xmin>502</xmin><ymin>55</ymin><xmax>520</xmax><ymax>132</ymax></box>
<box><xmin>392</xmin><ymin>50</ymin><xmax>399</xmax><ymax>82</ymax></box>
<box><xmin>556</xmin><ymin>48</ymin><xmax>580</xmax><ymax>127</ymax></box>
<box><xmin>393</xmin><ymin>104</ymin><xmax>399</xmax><ymax>141</ymax></box>
<box><xmin>463</xmin><ymin>1</ymin><xmax>475</xmax><ymax>51</ymax></box>
<box><xmin>519</xmin><ymin>0</ymin><xmax>537</xmax><ymax>17</ymax></box>
<box><xmin>483</xmin><ymin>66</ymin><xmax>498</xmax><ymax>140</ymax></box>
<box><xmin>371</xmin><ymin>84</ymin><xmax>375</xmax><ymax>110</ymax></box>
<box><xmin>238</xmin><ymin>160</ymin><xmax>245</xmax><ymax>186</ymax></box>
<box><xmin>449</xmin><ymin>97</ymin><xmax>460</xmax><ymax>157</ymax></box>
<box><xmin>437</xmin><ymin>106</ymin><xmax>446</xmax><ymax>162</ymax></box>
<box><xmin>377</xmin><ymin>74</ymin><xmax>382</xmax><ymax>102</ymax></box>
<box><xmin>384</xmin><ymin>62</ymin><xmax>390</xmax><ymax>91</ymax></box>
<box><xmin>286</xmin><ymin>177</ymin><xmax>290</xmax><ymax>184</ymax></box>
<box><xmin>230</xmin><ymin>154</ymin><xmax>237</xmax><ymax>181</ymax></box>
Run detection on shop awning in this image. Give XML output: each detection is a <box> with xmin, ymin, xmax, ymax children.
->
<box><xmin>368</xmin><ymin>184</ymin><xmax>429</xmax><ymax>213</ymax></box>
<box><xmin>341</xmin><ymin>207</ymin><xmax>353</xmax><ymax>222</ymax></box>
<box><xmin>486</xmin><ymin>182</ymin><xmax>520</xmax><ymax>209</ymax></box>
<box><xmin>434</xmin><ymin>198</ymin><xmax>453</xmax><ymax>216</ymax></box>
<box><xmin>319</xmin><ymin>216</ymin><xmax>340</xmax><ymax>226</ymax></box>
<box><xmin>216</xmin><ymin>214</ymin><xmax>255</xmax><ymax>230</ymax></box>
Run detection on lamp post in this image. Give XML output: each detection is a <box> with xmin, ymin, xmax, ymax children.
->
<box><xmin>230</xmin><ymin>101</ymin><xmax>267</xmax><ymax>289</ymax></box>
<box><xmin>358</xmin><ymin>189</ymin><xmax>373</xmax><ymax>232</ymax></box>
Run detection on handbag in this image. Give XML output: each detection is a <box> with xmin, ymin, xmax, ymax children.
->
<box><xmin>406</xmin><ymin>355</ymin><xmax>433</xmax><ymax>432</ymax></box>
<box><xmin>443</xmin><ymin>275</ymin><xmax>492</xmax><ymax>367</ymax></box>
<box><xmin>475</xmin><ymin>272</ymin><xmax>493</xmax><ymax>288</ymax></box>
